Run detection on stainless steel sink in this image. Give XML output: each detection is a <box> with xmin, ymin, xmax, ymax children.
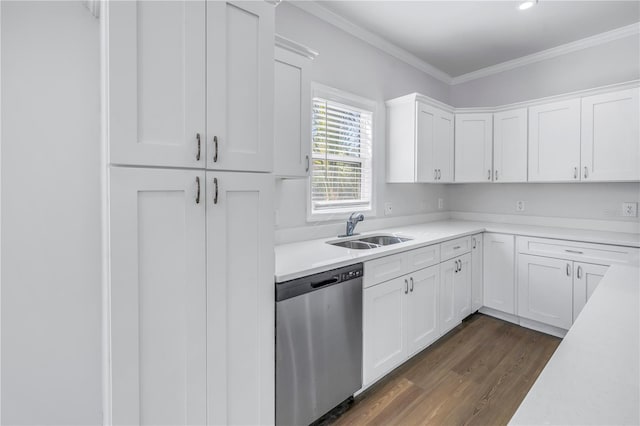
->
<box><xmin>327</xmin><ymin>234</ymin><xmax>413</xmax><ymax>250</ymax></box>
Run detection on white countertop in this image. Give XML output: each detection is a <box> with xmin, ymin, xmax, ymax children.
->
<box><xmin>509</xmin><ymin>265</ymin><xmax>640</xmax><ymax>425</ymax></box>
<box><xmin>275</xmin><ymin>220</ymin><xmax>640</xmax><ymax>282</ymax></box>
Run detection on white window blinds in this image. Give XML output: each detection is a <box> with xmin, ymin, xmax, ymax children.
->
<box><xmin>311</xmin><ymin>97</ymin><xmax>373</xmax><ymax>213</ymax></box>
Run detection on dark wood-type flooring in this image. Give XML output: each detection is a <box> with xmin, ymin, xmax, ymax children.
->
<box><xmin>333</xmin><ymin>314</ymin><xmax>561</xmax><ymax>426</ymax></box>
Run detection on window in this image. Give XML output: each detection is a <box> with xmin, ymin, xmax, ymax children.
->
<box><xmin>310</xmin><ymin>85</ymin><xmax>374</xmax><ymax>218</ymax></box>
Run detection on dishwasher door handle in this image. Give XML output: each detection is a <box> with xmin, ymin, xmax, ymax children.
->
<box><xmin>310</xmin><ymin>275</ymin><xmax>340</xmax><ymax>288</ymax></box>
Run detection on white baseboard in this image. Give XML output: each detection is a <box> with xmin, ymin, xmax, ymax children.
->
<box><xmin>479</xmin><ymin>307</ymin><xmax>567</xmax><ymax>338</ymax></box>
<box><xmin>275</xmin><ymin>211</ymin><xmax>451</xmax><ymax>244</ymax></box>
<box><xmin>450</xmin><ymin>211</ymin><xmax>640</xmax><ymax>234</ymax></box>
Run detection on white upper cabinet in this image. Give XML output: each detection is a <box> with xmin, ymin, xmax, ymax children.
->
<box><xmin>454</xmin><ymin>113</ymin><xmax>493</xmax><ymax>182</ymax></box>
<box><xmin>581</xmin><ymin>88</ymin><xmax>640</xmax><ymax>182</ymax></box>
<box><xmin>273</xmin><ymin>38</ymin><xmax>315</xmax><ymax>178</ymax></box>
<box><xmin>493</xmin><ymin>108</ymin><xmax>528</xmax><ymax>182</ymax></box>
<box><xmin>207</xmin><ymin>1</ymin><xmax>274</xmax><ymax>172</ymax></box>
<box><xmin>387</xmin><ymin>96</ymin><xmax>453</xmax><ymax>183</ymax></box>
<box><xmin>528</xmin><ymin>99</ymin><xmax>581</xmax><ymax>182</ymax></box>
<box><xmin>106</xmin><ymin>1</ymin><xmax>206</xmax><ymax>168</ymax></box>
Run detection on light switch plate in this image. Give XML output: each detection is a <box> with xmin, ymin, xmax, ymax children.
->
<box><xmin>384</xmin><ymin>202</ymin><xmax>393</xmax><ymax>216</ymax></box>
<box><xmin>516</xmin><ymin>201</ymin><xmax>525</xmax><ymax>212</ymax></box>
<box><xmin>622</xmin><ymin>202</ymin><xmax>638</xmax><ymax>217</ymax></box>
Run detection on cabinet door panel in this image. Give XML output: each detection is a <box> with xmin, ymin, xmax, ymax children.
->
<box><xmin>110</xmin><ymin>167</ymin><xmax>206</xmax><ymax>425</ymax></box>
<box><xmin>107</xmin><ymin>1</ymin><xmax>206</xmax><ymax>168</ymax></box>
<box><xmin>207</xmin><ymin>1</ymin><xmax>274</xmax><ymax>172</ymax></box>
<box><xmin>493</xmin><ymin>108</ymin><xmax>527</xmax><ymax>182</ymax></box>
<box><xmin>581</xmin><ymin>88</ymin><xmax>640</xmax><ymax>181</ymax></box>
<box><xmin>455</xmin><ymin>254</ymin><xmax>472</xmax><ymax>321</ymax></box>
<box><xmin>274</xmin><ymin>46</ymin><xmax>311</xmax><ymax>177</ymax></box>
<box><xmin>573</xmin><ymin>262</ymin><xmax>608</xmax><ymax>322</ymax></box>
<box><xmin>439</xmin><ymin>260</ymin><xmax>457</xmax><ymax>335</ymax></box>
<box><xmin>518</xmin><ymin>254</ymin><xmax>573</xmax><ymax>329</ymax></box>
<box><xmin>407</xmin><ymin>266</ymin><xmax>440</xmax><ymax>356</ymax></box>
<box><xmin>435</xmin><ymin>111</ymin><xmax>455</xmax><ymax>182</ymax></box>
<box><xmin>454</xmin><ymin>113</ymin><xmax>493</xmax><ymax>182</ymax></box>
<box><xmin>528</xmin><ymin>99</ymin><xmax>581</xmax><ymax>182</ymax></box>
<box><xmin>416</xmin><ymin>102</ymin><xmax>437</xmax><ymax>182</ymax></box>
<box><xmin>483</xmin><ymin>233</ymin><xmax>515</xmax><ymax>314</ymax></box>
<box><xmin>471</xmin><ymin>234</ymin><xmax>484</xmax><ymax>312</ymax></box>
<box><xmin>363</xmin><ymin>278</ymin><xmax>407</xmax><ymax>385</ymax></box>
<box><xmin>206</xmin><ymin>171</ymin><xmax>274</xmax><ymax>425</ymax></box>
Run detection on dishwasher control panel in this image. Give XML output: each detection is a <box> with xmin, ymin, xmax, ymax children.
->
<box><xmin>341</xmin><ymin>269</ymin><xmax>363</xmax><ymax>281</ymax></box>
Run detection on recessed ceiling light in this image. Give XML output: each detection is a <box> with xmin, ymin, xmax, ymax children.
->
<box><xmin>519</xmin><ymin>1</ymin><xmax>535</xmax><ymax>10</ymax></box>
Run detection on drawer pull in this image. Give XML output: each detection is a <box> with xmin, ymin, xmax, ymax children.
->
<box><xmin>566</xmin><ymin>263</ymin><xmax>571</xmax><ymax>276</ymax></box>
<box><xmin>453</xmin><ymin>246</ymin><xmax>461</xmax><ymax>250</ymax></box>
<box><xmin>565</xmin><ymin>249</ymin><xmax>583</xmax><ymax>254</ymax></box>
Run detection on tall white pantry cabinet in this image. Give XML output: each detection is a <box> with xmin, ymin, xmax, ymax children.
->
<box><xmin>103</xmin><ymin>1</ymin><xmax>276</xmax><ymax>425</ymax></box>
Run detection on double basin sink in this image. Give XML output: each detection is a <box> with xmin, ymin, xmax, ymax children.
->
<box><xmin>328</xmin><ymin>234</ymin><xmax>412</xmax><ymax>250</ymax></box>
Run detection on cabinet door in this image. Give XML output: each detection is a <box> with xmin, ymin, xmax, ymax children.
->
<box><xmin>471</xmin><ymin>234</ymin><xmax>484</xmax><ymax>312</ymax></box>
<box><xmin>274</xmin><ymin>46</ymin><xmax>311</xmax><ymax>178</ymax></box>
<box><xmin>106</xmin><ymin>1</ymin><xmax>206</xmax><ymax>168</ymax></box>
<box><xmin>406</xmin><ymin>266</ymin><xmax>440</xmax><ymax>356</ymax></box>
<box><xmin>416</xmin><ymin>102</ymin><xmax>437</xmax><ymax>182</ymax></box>
<box><xmin>435</xmin><ymin>110</ymin><xmax>455</xmax><ymax>182</ymax></box>
<box><xmin>439</xmin><ymin>259</ymin><xmax>458</xmax><ymax>335</ymax></box>
<box><xmin>573</xmin><ymin>262</ymin><xmax>608</xmax><ymax>322</ymax></box>
<box><xmin>207</xmin><ymin>1</ymin><xmax>274</xmax><ymax>172</ymax></box>
<box><xmin>581</xmin><ymin>88</ymin><xmax>640</xmax><ymax>181</ymax></box>
<box><xmin>517</xmin><ymin>254</ymin><xmax>573</xmax><ymax>330</ymax></box>
<box><xmin>454</xmin><ymin>253</ymin><xmax>472</xmax><ymax>321</ymax></box>
<box><xmin>528</xmin><ymin>99</ymin><xmax>581</xmax><ymax>182</ymax></box>
<box><xmin>110</xmin><ymin>167</ymin><xmax>206</xmax><ymax>425</ymax></box>
<box><xmin>483</xmin><ymin>233</ymin><xmax>515</xmax><ymax>314</ymax></box>
<box><xmin>363</xmin><ymin>277</ymin><xmax>407</xmax><ymax>385</ymax></box>
<box><xmin>454</xmin><ymin>113</ymin><xmax>493</xmax><ymax>182</ymax></box>
<box><xmin>206</xmin><ymin>171</ymin><xmax>274</xmax><ymax>425</ymax></box>
<box><xmin>493</xmin><ymin>108</ymin><xmax>528</xmax><ymax>182</ymax></box>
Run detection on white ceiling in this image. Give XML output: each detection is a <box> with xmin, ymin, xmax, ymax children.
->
<box><xmin>314</xmin><ymin>1</ymin><xmax>640</xmax><ymax>78</ymax></box>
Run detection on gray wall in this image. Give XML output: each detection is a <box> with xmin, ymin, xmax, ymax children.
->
<box><xmin>275</xmin><ymin>3</ymin><xmax>449</xmax><ymax>234</ymax></box>
<box><xmin>448</xmin><ymin>35</ymin><xmax>640</xmax><ymax>225</ymax></box>
<box><xmin>1</xmin><ymin>2</ymin><xmax>102</xmax><ymax>424</ymax></box>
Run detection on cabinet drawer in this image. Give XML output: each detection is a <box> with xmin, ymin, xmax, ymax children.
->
<box><xmin>441</xmin><ymin>237</ymin><xmax>471</xmax><ymax>261</ymax></box>
<box><xmin>407</xmin><ymin>244</ymin><xmax>440</xmax><ymax>272</ymax></box>
<box><xmin>517</xmin><ymin>236</ymin><xmax>639</xmax><ymax>266</ymax></box>
<box><xmin>364</xmin><ymin>253</ymin><xmax>408</xmax><ymax>288</ymax></box>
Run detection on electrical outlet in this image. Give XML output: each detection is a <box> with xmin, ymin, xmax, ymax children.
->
<box><xmin>622</xmin><ymin>202</ymin><xmax>638</xmax><ymax>217</ymax></box>
<box><xmin>438</xmin><ymin>198</ymin><xmax>444</xmax><ymax>210</ymax></box>
<box><xmin>516</xmin><ymin>201</ymin><xmax>525</xmax><ymax>212</ymax></box>
<box><xmin>384</xmin><ymin>202</ymin><xmax>393</xmax><ymax>216</ymax></box>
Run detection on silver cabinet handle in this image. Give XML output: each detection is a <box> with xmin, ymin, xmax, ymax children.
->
<box><xmin>213</xmin><ymin>177</ymin><xmax>219</xmax><ymax>204</ymax></box>
<box><xmin>577</xmin><ymin>266</ymin><xmax>583</xmax><ymax>279</ymax></box>
<box><xmin>472</xmin><ymin>238</ymin><xmax>476</xmax><ymax>249</ymax></box>
<box><xmin>584</xmin><ymin>166</ymin><xmax>588</xmax><ymax>179</ymax></box>
<box><xmin>434</xmin><ymin>169</ymin><xmax>437</xmax><ymax>180</ymax></box>
<box><xmin>495</xmin><ymin>170</ymin><xmax>498</xmax><ymax>181</ymax></box>
<box><xmin>410</xmin><ymin>277</ymin><xmax>414</xmax><ymax>292</ymax></box>
<box><xmin>488</xmin><ymin>169</ymin><xmax>491</xmax><ymax>180</ymax></box>
<box><xmin>565</xmin><ymin>249</ymin><xmax>583</xmax><ymax>254</ymax></box>
<box><xmin>458</xmin><ymin>259</ymin><xmax>462</xmax><ymax>271</ymax></box>
<box><xmin>404</xmin><ymin>279</ymin><xmax>409</xmax><ymax>294</ymax></box>
<box><xmin>566</xmin><ymin>263</ymin><xmax>571</xmax><ymax>276</ymax></box>
<box><xmin>213</xmin><ymin>136</ymin><xmax>219</xmax><ymax>163</ymax></box>
<box><xmin>573</xmin><ymin>167</ymin><xmax>578</xmax><ymax>179</ymax></box>
<box><xmin>196</xmin><ymin>133</ymin><xmax>201</xmax><ymax>161</ymax></box>
<box><xmin>438</xmin><ymin>169</ymin><xmax>441</xmax><ymax>180</ymax></box>
<box><xmin>453</xmin><ymin>245</ymin><xmax>461</xmax><ymax>250</ymax></box>
<box><xmin>305</xmin><ymin>155</ymin><xmax>310</xmax><ymax>172</ymax></box>
<box><xmin>195</xmin><ymin>176</ymin><xmax>201</xmax><ymax>204</ymax></box>
<box><xmin>454</xmin><ymin>260</ymin><xmax>458</xmax><ymax>273</ymax></box>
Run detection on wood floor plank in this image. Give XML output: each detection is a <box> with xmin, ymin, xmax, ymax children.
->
<box><xmin>331</xmin><ymin>314</ymin><xmax>561</xmax><ymax>426</ymax></box>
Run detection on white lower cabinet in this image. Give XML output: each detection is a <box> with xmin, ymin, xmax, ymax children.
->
<box><xmin>439</xmin><ymin>258</ymin><xmax>457</xmax><ymax>335</ymax></box>
<box><xmin>471</xmin><ymin>234</ymin><xmax>483</xmax><ymax>311</ymax></box>
<box><xmin>406</xmin><ymin>266</ymin><xmax>441</xmax><ymax>356</ymax></box>
<box><xmin>454</xmin><ymin>253</ymin><xmax>472</xmax><ymax>321</ymax></box>
<box><xmin>573</xmin><ymin>262</ymin><xmax>608</xmax><ymax>322</ymax></box>
<box><xmin>517</xmin><ymin>254</ymin><xmax>574</xmax><ymax>330</ymax></box>
<box><xmin>483</xmin><ymin>233</ymin><xmax>515</xmax><ymax>314</ymax></box>
<box><xmin>110</xmin><ymin>167</ymin><xmax>274</xmax><ymax>425</ymax></box>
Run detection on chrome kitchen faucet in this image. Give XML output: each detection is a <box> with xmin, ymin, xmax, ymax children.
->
<box><xmin>344</xmin><ymin>212</ymin><xmax>365</xmax><ymax>237</ymax></box>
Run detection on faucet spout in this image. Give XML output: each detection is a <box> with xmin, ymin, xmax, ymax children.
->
<box><xmin>345</xmin><ymin>212</ymin><xmax>365</xmax><ymax>237</ymax></box>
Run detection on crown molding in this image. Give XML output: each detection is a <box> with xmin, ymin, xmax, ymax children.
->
<box><xmin>275</xmin><ymin>34</ymin><xmax>319</xmax><ymax>60</ymax></box>
<box><xmin>288</xmin><ymin>1</ymin><xmax>453</xmax><ymax>85</ymax></box>
<box><xmin>451</xmin><ymin>22</ymin><xmax>640</xmax><ymax>85</ymax></box>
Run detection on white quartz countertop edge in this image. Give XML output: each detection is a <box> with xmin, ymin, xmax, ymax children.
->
<box><xmin>275</xmin><ymin>220</ymin><xmax>640</xmax><ymax>282</ymax></box>
<box><xmin>509</xmin><ymin>264</ymin><xmax>640</xmax><ymax>425</ymax></box>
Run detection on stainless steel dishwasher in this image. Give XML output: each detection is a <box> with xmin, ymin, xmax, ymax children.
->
<box><xmin>276</xmin><ymin>263</ymin><xmax>363</xmax><ymax>426</ymax></box>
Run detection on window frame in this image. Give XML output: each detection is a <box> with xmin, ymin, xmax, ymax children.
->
<box><xmin>307</xmin><ymin>83</ymin><xmax>377</xmax><ymax>222</ymax></box>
